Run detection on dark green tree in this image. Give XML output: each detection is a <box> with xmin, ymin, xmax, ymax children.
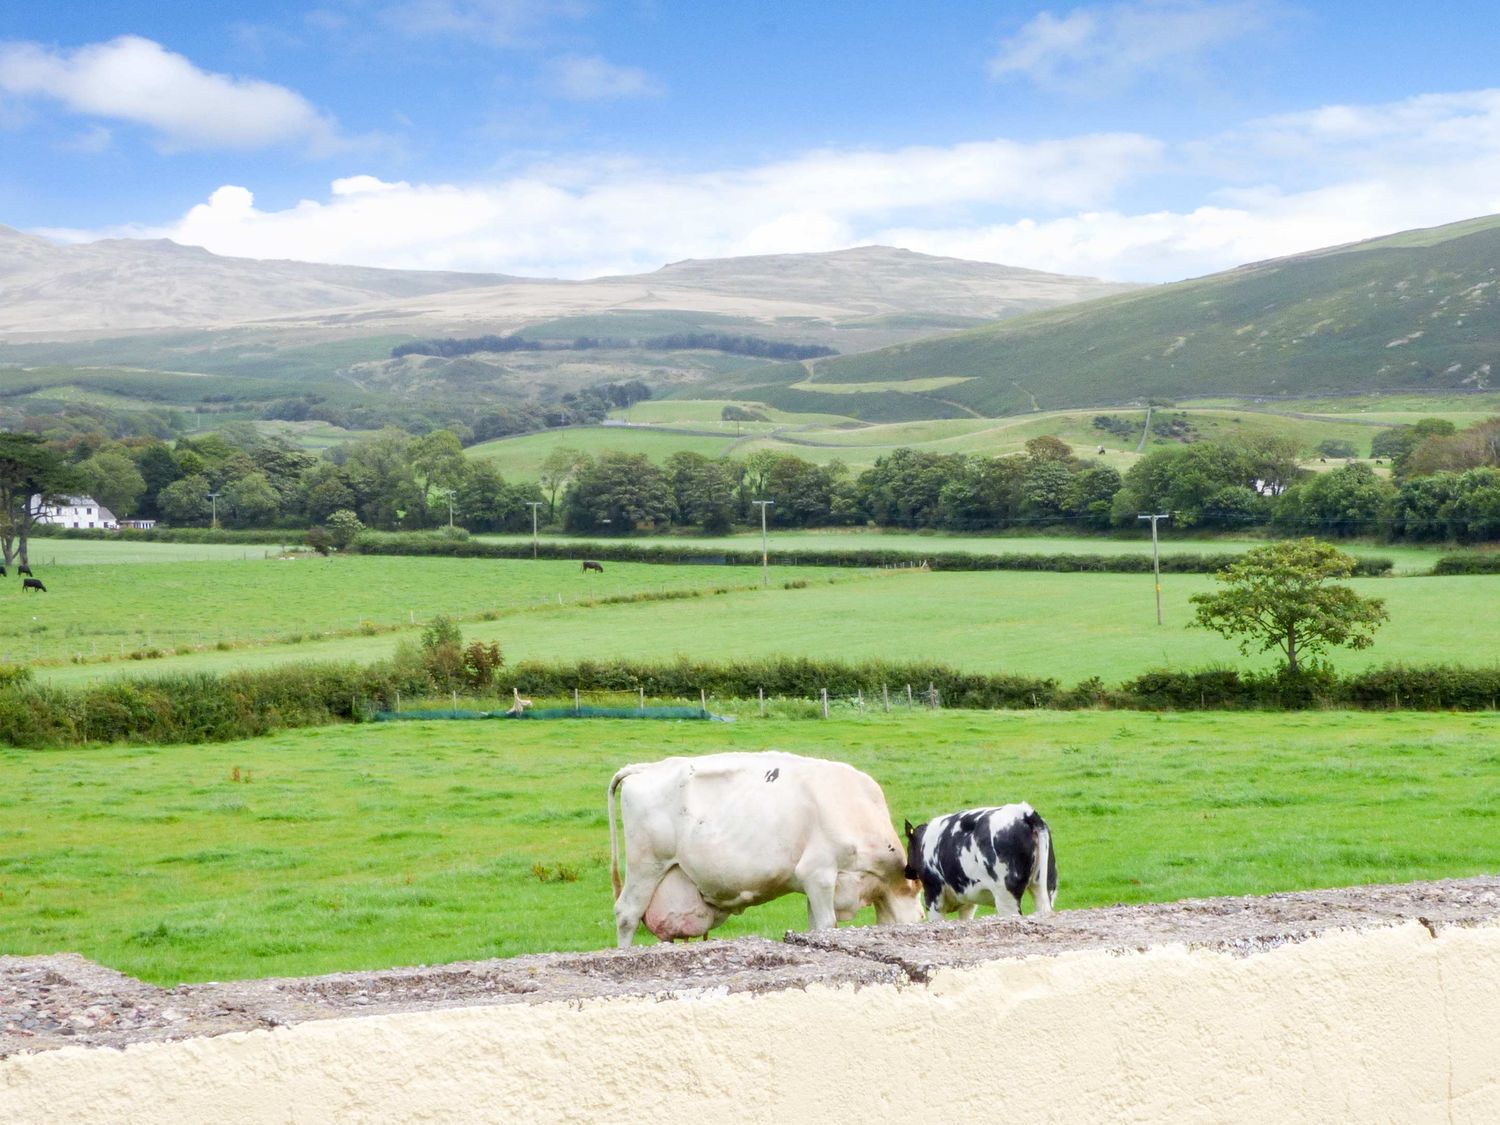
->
<box><xmin>0</xmin><ymin>433</ymin><xmax>79</xmax><ymax>566</ymax></box>
<box><xmin>563</xmin><ymin>452</ymin><xmax>673</xmax><ymax>532</ymax></box>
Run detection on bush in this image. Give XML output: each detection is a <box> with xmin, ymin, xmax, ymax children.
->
<box><xmin>419</xmin><ymin>615</ymin><xmax>465</xmax><ymax>690</ymax></box>
<box><xmin>463</xmin><ymin>641</ymin><xmax>504</xmax><ymax>690</ymax></box>
<box><xmin>0</xmin><ymin>664</ymin><xmax>33</xmax><ymax>690</ymax></box>
<box><xmin>1431</xmin><ymin>554</ymin><xmax>1500</xmax><ymax>575</ymax></box>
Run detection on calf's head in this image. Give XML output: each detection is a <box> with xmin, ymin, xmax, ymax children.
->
<box><xmin>902</xmin><ymin>819</ymin><xmax>927</xmax><ymax>881</ymax></box>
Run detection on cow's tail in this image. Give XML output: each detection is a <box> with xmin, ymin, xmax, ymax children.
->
<box><xmin>1027</xmin><ymin>809</ymin><xmax>1056</xmax><ymax>915</ymax></box>
<box><xmin>607</xmin><ymin>765</ymin><xmax>641</xmax><ymax>900</ymax></box>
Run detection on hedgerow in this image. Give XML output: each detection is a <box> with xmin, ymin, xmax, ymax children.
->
<box><xmin>1431</xmin><ymin>554</ymin><xmax>1500</xmax><ymax>575</ymax></box>
<box><xmin>345</xmin><ymin>531</ymin><xmax>1395</xmax><ymax>576</ymax></box>
<box><xmin>3</xmin><ymin>656</ymin><xmax>1498</xmax><ymax>749</ymax></box>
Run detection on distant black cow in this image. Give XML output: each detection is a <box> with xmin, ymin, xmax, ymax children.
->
<box><xmin>582</xmin><ymin>560</ymin><xmax>604</xmax><ymax>574</ymax></box>
<box><xmin>22</xmin><ymin>578</ymin><xmax>46</xmax><ymax>593</ymax></box>
<box><xmin>17</xmin><ymin>564</ymin><xmax>32</xmax><ymax>577</ymax></box>
<box><xmin>904</xmin><ymin>803</ymin><xmax>1057</xmax><ymax>920</ymax></box>
<box><xmin>0</xmin><ymin>564</ymin><xmax>6</xmax><ymax>577</ymax></box>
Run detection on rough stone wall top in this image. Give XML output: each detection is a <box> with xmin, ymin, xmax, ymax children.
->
<box><xmin>5</xmin><ymin>876</ymin><xmax>1498</xmax><ymax>1058</ymax></box>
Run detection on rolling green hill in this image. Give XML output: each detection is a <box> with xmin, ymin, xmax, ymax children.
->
<box><xmin>712</xmin><ymin>214</ymin><xmax>1500</xmax><ymax>419</ymax></box>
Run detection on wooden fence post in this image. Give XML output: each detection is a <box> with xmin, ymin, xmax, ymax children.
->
<box><xmin>759</xmin><ymin>687</ymin><xmax>766</xmax><ymax>717</ymax></box>
<box><xmin>821</xmin><ymin>688</ymin><xmax>829</xmax><ymax>718</ymax></box>
<box><xmin>882</xmin><ymin>684</ymin><xmax>890</xmax><ymax>713</ymax></box>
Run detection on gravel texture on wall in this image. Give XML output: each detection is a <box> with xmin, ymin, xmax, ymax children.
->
<box><xmin>3</xmin><ymin>877</ymin><xmax>1499</xmax><ymax>1122</ymax></box>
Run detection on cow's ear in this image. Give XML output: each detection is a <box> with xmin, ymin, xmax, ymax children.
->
<box><xmin>903</xmin><ymin>819</ymin><xmax>914</xmax><ymax>837</ymax></box>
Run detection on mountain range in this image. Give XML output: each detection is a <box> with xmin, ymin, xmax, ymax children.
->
<box><xmin>3</xmin><ymin>214</ymin><xmax>1499</xmax><ymax>428</ymax></box>
<box><xmin>0</xmin><ymin>230</ymin><xmax>1133</xmax><ymax>339</ymax></box>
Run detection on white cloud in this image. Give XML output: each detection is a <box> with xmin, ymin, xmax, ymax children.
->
<box><xmin>546</xmin><ymin>55</ymin><xmax>663</xmax><ymax>101</ymax></box>
<box><xmin>0</xmin><ymin>36</ymin><xmax>340</xmax><ymax>152</ymax></box>
<box><xmin>378</xmin><ymin>0</ymin><xmax>586</xmax><ymax>45</ymax></box>
<box><xmin>45</xmin><ymin>132</ymin><xmax>1157</xmax><ymax>277</ymax></box>
<box><xmin>34</xmin><ymin>88</ymin><xmax>1500</xmax><ymax>284</ymax></box>
<box><xmin>990</xmin><ymin>0</ymin><xmax>1275</xmax><ymax>93</ymax></box>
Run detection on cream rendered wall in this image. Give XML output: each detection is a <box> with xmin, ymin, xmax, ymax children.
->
<box><xmin>3</xmin><ymin>920</ymin><xmax>1498</xmax><ymax>1124</ymax></box>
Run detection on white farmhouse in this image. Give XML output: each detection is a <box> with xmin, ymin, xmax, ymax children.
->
<box><xmin>31</xmin><ymin>494</ymin><xmax>119</xmax><ymax>531</ymax></box>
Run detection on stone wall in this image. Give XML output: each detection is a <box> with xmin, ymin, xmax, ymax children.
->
<box><xmin>4</xmin><ymin>877</ymin><xmax>1500</xmax><ymax>1123</ymax></box>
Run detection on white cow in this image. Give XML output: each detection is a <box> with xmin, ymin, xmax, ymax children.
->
<box><xmin>608</xmin><ymin>751</ymin><xmax>922</xmax><ymax>947</ymax></box>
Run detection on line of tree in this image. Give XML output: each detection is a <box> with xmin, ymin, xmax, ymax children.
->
<box><xmin>391</xmin><ymin>332</ymin><xmax>836</xmax><ymax>362</ymax></box>
<box><xmin>260</xmin><ymin>380</ymin><xmax>651</xmax><ymax>445</ymax></box>
<box><xmin>552</xmin><ymin>416</ymin><xmax>1500</xmax><ymax>540</ymax></box>
<box><xmin>6</xmin><ymin>412</ymin><xmax>1499</xmax><ymax>564</ymax></box>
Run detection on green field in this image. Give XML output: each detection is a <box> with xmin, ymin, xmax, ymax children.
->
<box><xmin>464</xmin><ymin>392</ymin><xmax>1495</xmax><ymax>481</ymax></box>
<box><xmin>3</xmin><ymin>709</ymin><xmax>1496</xmax><ymax>984</ymax></box>
<box><xmin>612</xmin><ymin>400</ymin><xmax>859</xmax><ymax>427</ymax></box>
<box><xmin>0</xmin><ymin>555</ymin><xmax>829</xmax><ymax>667</ymax></box>
<box><xmin>21</xmin><ymin>551</ymin><xmax>1498</xmax><ymax>688</ymax></box>
<box><xmin>468</xmin><ymin>427</ymin><xmax>743</xmax><ymax>477</ymax></box>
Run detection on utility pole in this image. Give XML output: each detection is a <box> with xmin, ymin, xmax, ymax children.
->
<box><xmin>1137</xmin><ymin>512</ymin><xmax>1171</xmax><ymax>624</ymax></box>
<box><xmin>527</xmin><ymin>501</ymin><xmax>544</xmax><ymax>559</ymax></box>
<box><xmin>207</xmin><ymin>490</ymin><xmax>220</xmax><ymax>530</ymax></box>
<box><xmin>752</xmin><ymin>500</ymin><xmax>774</xmax><ymax>587</ymax></box>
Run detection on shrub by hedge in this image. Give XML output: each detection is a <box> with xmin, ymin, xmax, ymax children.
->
<box><xmin>1431</xmin><ymin>554</ymin><xmax>1500</xmax><ymax>575</ymax></box>
<box><xmin>497</xmin><ymin>656</ymin><xmax>1062</xmax><ymax>710</ymax></box>
<box><xmin>0</xmin><ymin>659</ymin><xmax>433</xmax><ymax>749</ymax></box>
<box><xmin>29</xmin><ymin>526</ymin><xmax>292</xmax><ymax>546</ymax></box>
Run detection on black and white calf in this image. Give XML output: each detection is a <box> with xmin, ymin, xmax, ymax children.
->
<box><xmin>904</xmin><ymin>804</ymin><xmax>1057</xmax><ymax>920</ymax></box>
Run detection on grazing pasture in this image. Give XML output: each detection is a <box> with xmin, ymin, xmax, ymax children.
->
<box><xmin>2</xmin><ymin>710</ymin><xmax>1496</xmax><ymax>984</ymax></box>
<box><xmin>0</xmin><ymin>555</ymin><xmax>838</xmax><ymax>668</ymax></box>
<box><xmin>25</xmin><ymin>555</ymin><xmax>1497</xmax><ymax>689</ymax></box>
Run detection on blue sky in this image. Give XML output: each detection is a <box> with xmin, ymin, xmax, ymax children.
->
<box><xmin>3</xmin><ymin>1</ymin><xmax>1500</xmax><ymax>281</ymax></box>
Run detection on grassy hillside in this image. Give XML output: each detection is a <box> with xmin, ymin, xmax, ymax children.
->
<box><xmin>721</xmin><ymin>214</ymin><xmax>1500</xmax><ymax>418</ymax></box>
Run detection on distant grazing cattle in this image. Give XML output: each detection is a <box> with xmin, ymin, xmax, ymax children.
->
<box><xmin>21</xmin><ymin>578</ymin><xmax>46</xmax><ymax>593</ymax></box>
<box><xmin>904</xmin><ymin>803</ymin><xmax>1057</xmax><ymax>921</ymax></box>
<box><xmin>608</xmin><ymin>751</ymin><xmax>922</xmax><ymax>946</ymax></box>
<box><xmin>581</xmin><ymin>559</ymin><xmax>604</xmax><ymax>573</ymax></box>
<box><xmin>1097</xmin><ymin>445</ymin><xmax>1107</xmax><ymax>455</ymax></box>
<box><xmin>0</xmin><ymin>565</ymin><xmax>6</xmax><ymax>577</ymax></box>
<box><xmin>17</xmin><ymin>564</ymin><xmax>32</xmax><ymax>577</ymax></box>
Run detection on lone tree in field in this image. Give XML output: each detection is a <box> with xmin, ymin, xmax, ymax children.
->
<box><xmin>1190</xmin><ymin>538</ymin><xmax>1388</xmax><ymax>674</ymax></box>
